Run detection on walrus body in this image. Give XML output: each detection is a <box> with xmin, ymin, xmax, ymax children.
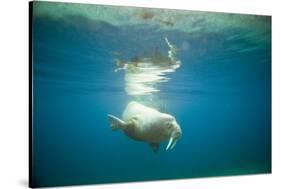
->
<box><xmin>108</xmin><ymin>101</ymin><xmax>182</xmax><ymax>151</ymax></box>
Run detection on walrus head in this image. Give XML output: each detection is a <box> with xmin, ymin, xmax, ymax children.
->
<box><xmin>165</xmin><ymin>116</ymin><xmax>182</xmax><ymax>150</ymax></box>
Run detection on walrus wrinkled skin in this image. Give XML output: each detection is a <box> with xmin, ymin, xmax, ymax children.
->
<box><xmin>108</xmin><ymin>101</ymin><xmax>182</xmax><ymax>152</ymax></box>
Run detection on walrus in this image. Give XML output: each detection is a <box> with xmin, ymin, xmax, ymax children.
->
<box><xmin>108</xmin><ymin>101</ymin><xmax>182</xmax><ymax>152</ymax></box>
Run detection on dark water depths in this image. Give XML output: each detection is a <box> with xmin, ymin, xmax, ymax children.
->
<box><xmin>32</xmin><ymin>3</ymin><xmax>271</xmax><ymax>187</ymax></box>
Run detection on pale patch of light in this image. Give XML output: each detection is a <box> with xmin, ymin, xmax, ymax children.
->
<box><xmin>116</xmin><ymin>38</ymin><xmax>181</xmax><ymax>97</ymax></box>
<box><xmin>125</xmin><ymin>61</ymin><xmax>180</xmax><ymax>96</ymax></box>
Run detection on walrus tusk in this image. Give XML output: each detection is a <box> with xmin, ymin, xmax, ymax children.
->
<box><xmin>170</xmin><ymin>139</ymin><xmax>177</xmax><ymax>150</ymax></box>
<box><xmin>166</xmin><ymin>137</ymin><xmax>174</xmax><ymax>150</ymax></box>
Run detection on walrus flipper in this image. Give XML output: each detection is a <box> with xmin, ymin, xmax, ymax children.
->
<box><xmin>108</xmin><ymin>114</ymin><xmax>126</xmax><ymax>131</ymax></box>
<box><xmin>149</xmin><ymin>143</ymin><xmax>160</xmax><ymax>152</ymax></box>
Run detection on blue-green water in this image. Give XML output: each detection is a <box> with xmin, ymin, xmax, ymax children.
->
<box><xmin>31</xmin><ymin>2</ymin><xmax>271</xmax><ymax>188</ymax></box>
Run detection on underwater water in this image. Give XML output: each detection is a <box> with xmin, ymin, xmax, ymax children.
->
<box><xmin>31</xmin><ymin>2</ymin><xmax>271</xmax><ymax>188</ymax></box>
